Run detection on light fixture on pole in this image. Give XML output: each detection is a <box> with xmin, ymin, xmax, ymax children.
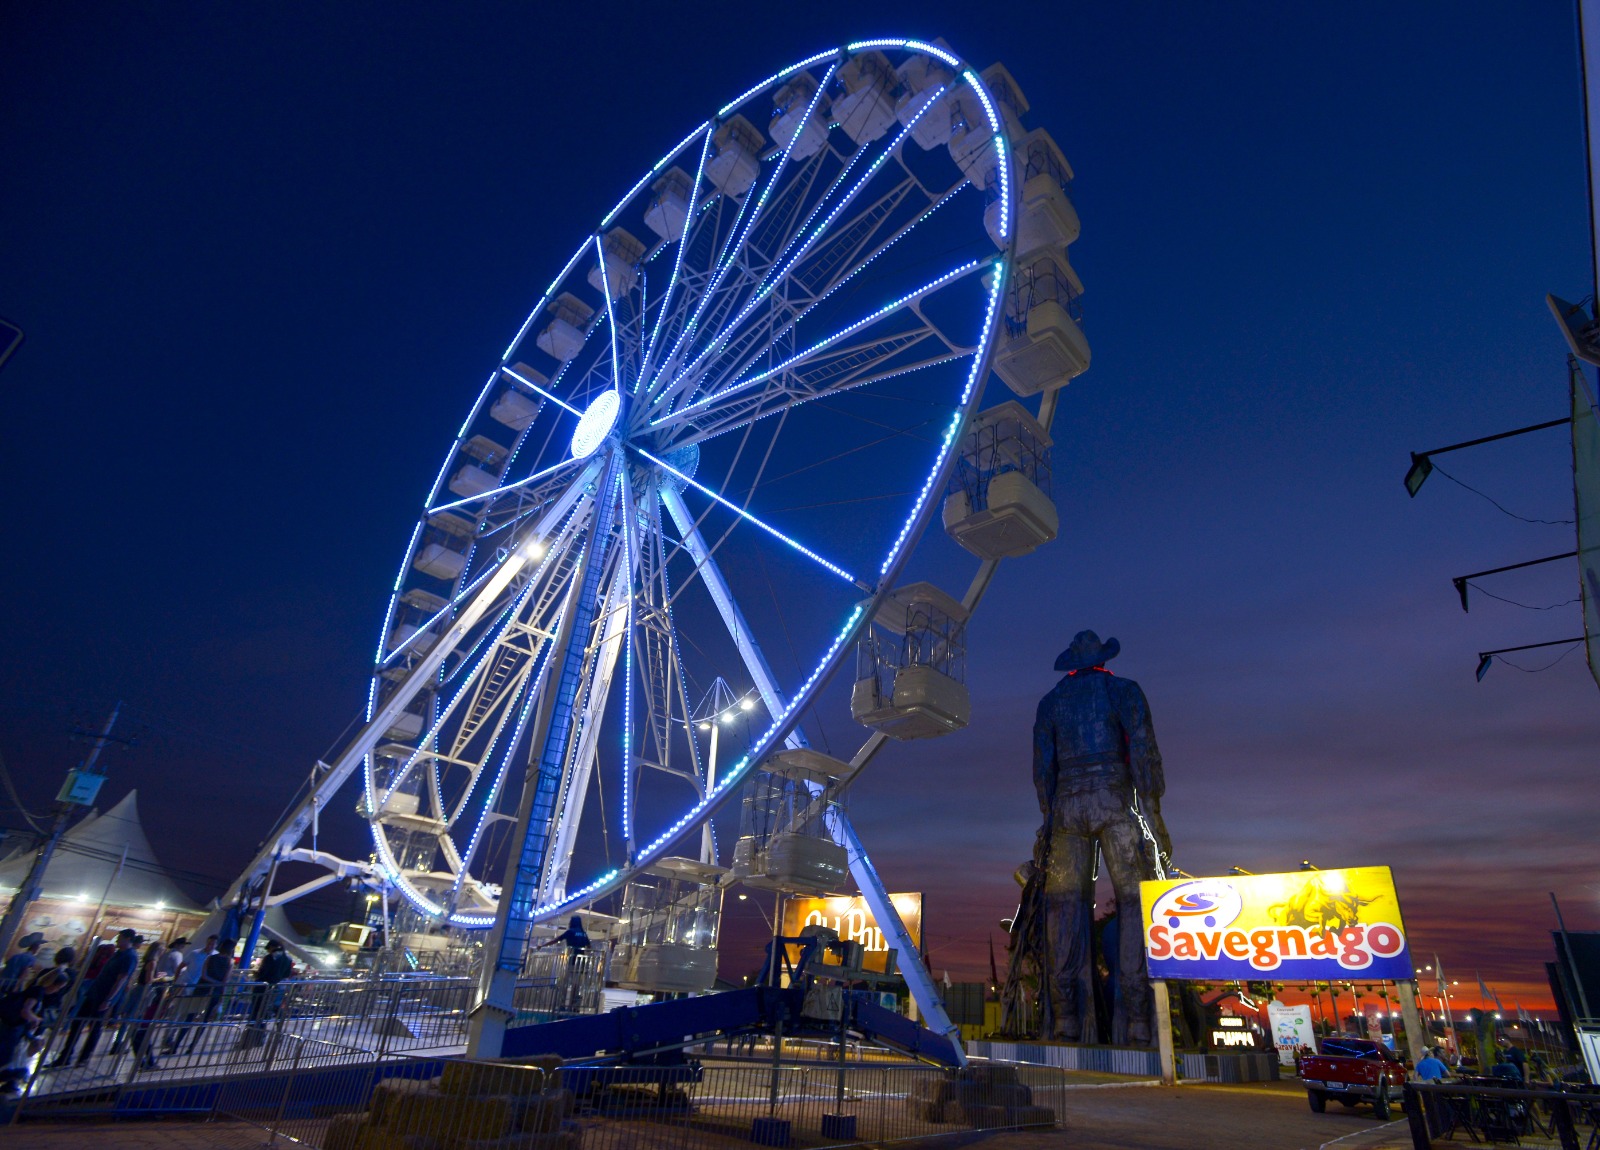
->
<box><xmin>689</xmin><ymin>677</ymin><xmax>758</xmax><ymax>865</ymax></box>
<box><xmin>1475</xmin><ymin>637</ymin><xmax>1585</xmax><ymax>681</ymax></box>
<box><xmin>1403</xmin><ymin>417</ymin><xmax>1570</xmax><ymax>498</ymax></box>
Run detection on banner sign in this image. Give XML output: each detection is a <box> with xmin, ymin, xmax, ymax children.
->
<box><xmin>1139</xmin><ymin>867</ymin><xmax>1414</xmax><ymax>981</ymax></box>
<box><xmin>1266</xmin><ymin>1001</ymin><xmax>1317</xmax><ymax>1066</ymax></box>
<box><xmin>1574</xmin><ymin>366</ymin><xmax>1600</xmax><ymax>694</ymax></box>
<box><xmin>780</xmin><ymin>893</ymin><xmax>922</xmax><ymax>973</ymax></box>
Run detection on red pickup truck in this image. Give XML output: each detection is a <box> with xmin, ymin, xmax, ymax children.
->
<box><xmin>1301</xmin><ymin>1037</ymin><xmax>1407</xmax><ymax>1118</ymax></box>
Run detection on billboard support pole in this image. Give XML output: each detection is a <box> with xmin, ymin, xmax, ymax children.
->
<box><xmin>1152</xmin><ymin>980</ymin><xmax>1176</xmax><ymax>1085</ymax></box>
<box><xmin>1396</xmin><ymin>980</ymin><xmax>1428</xmax><ymax>1067</ymax></box>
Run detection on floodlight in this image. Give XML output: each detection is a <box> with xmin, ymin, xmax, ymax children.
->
<box><xmin>1404</xmin><ymin>452</ymin><xmax>1433</xmax><ymax>497</ymax></box>
<box><xmin>1476</xmin><ymin>654</ymin><xmax>1493</xmax><ymax>682</ymax></box>
<box><xmin>739</xmin><ymin>698</ymin><xmax>754</xmax><ymax>711</ymax></box>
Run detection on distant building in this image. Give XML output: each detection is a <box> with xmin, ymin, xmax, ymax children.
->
<box><xmin>0</xmin><ymin>790</ymin><xmax>206</xmax><ymax>954</ymax></box>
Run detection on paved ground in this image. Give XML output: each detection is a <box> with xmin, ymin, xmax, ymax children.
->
<box><xmin>2</xmin><ymin>1079</ymin><xmax>1416</xmax><ymax>1150</ymax></box>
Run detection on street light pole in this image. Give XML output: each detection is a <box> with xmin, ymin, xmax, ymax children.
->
<box><xmin>0</xmin><ymin>702</ymin><xmax>124</xmax><ymax>961</ymax></box>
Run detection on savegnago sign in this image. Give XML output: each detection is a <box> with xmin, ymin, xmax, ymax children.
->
<box><xmin>1138</xmin><ymin>867</ymin><xmax>1415</xmax><ymax>981</ymax></box>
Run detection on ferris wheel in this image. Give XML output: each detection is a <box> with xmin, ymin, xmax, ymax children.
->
<box><xmin>220</xmin><ymin>38</ymin><xmax>1088</xmax><ymax>1018</ymax></box>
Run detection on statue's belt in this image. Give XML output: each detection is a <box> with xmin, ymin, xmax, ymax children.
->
<box><xmin>1054</xmin><ymin>751</ymin><xmax>1126</xmax><ymax>769</ymax></box>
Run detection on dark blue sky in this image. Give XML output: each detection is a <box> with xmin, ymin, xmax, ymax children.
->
<box><xmin>2</xmin><ymin>2</ymin><xmax>1596</xmax><ymax>1004</ymax></box>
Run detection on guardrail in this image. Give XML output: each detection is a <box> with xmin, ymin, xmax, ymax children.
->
<box><xmin>13</xmin><ymin>1041</ymin><xmax>1069</xmax><ymax>1150</ymax></box>
<box><xmin>1404</xmin><ymin>1079</ymin><xmax>1600</xmax><ymax>1149</ymax></box>
<box><xmin>243</xmin><ymin>1054</ymin><xmax>1060</xmax><ymax>1150</ymax></box>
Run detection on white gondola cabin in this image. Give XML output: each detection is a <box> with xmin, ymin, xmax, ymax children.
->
<box><xmin>731</xmin><ymin>749</ymin><xmax>849</xmax><ymax>896</ymax></box>
<box><xmin>991</xmin><ymin>248</ymin><xmax>1090</xmax><ymax>397</ymax></box>
<box><xmin>706</xmin><ymin>115</ymin><xmax>765</xmax><ymax>197</ymax></box>
<box><xmin>894</xmin><ymin>50</ymin><xmax>957</xmax><ymax>150</ymax></box>
<box><xmin>644</xmin><ymin>167</ymin><xmax>694</xmax><ymax>242</ymax></box>
<box><xmin>851</xmin><ymin>582</ymin><xmax>970</xmax><ymax>740</ymax></box>
<box><xmin>770</xmin><ymin>73</ymin><xmax>828</xmax><ymax>160</ymax></box>
<box><xmin>947</xmin><ymin>63</ymin><xmax>1028</xmax><ymax>183</ymax></box>
<box><xmin>586</xmin><ymin>227</ymin><xmax>645</xmax><ymax>300</ymax></box>
<box><xmin>943</xmin><ymin>400</ymin><xmax>1058</xmax><ymax>560</ymax></box>
<box><xmin>612</xmin><ymin>857</ymin><xmax>726</xmax><ymax>995</ymax></box>
<box><xmin>832</xmin><ymin>51</ymin><xmax>897</xmax><ymax>145</ymax></box>
<box><xmin>984</xmin><ymin>128</ymin><xmax>1080</xmax><ymax>254</ymax></box>
<box><xmin>535</xmin><ymin>292</ymin><xmax>595</xmax><ymax>362</ymax></box>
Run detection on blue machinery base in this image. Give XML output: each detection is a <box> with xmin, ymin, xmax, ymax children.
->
<box><xmin>503</xmin><ymin>982</ymin><xmax>960</xmax><ymax>1070</ymax></box>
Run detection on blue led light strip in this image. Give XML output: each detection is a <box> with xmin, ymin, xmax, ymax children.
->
<box><xmin>427</xmin><ymin>456</ymin><xmax>580</xmax><ymax>516</ymax></box>
<box><xmin>650</xmin><ymin>63</ymin><xmax>837</xmax><ymax>402</ymax></box>
<box><xmin>594</xmin><ymin>234</ymin><xmax>623</xmax><ymax>395</ymax></box>
<box><xmin>652</xmin><ymin>259</ymin><xmax>981</xmax><ymax>427</ymax></box>
<box><xmin>620</xmin><ymin>481</ymin><xmax>637</xmax><ymax>852</ymax></box>
<box><xmin>665</xmin><ymin>79</ymin><xmax>947</xmax><ymax>399</ymax></box>
<box><xmin>636</xmin><ymin>448</ymin><xmax>859</xmax><ymax>586</ymax></box>
<box><xmin>601</xmin><ymin>119</ymin><xmax>710</xmax><ymax>229</ymax></box>
<box><xmin>502</xmin><ymin>365</ymin><xmax>584</xmax><ymax>417</ymax></box>
<box><xmin>640</xmin><ymin>125</ymin><xmax>714</xmax><ymax>381</ymax></box>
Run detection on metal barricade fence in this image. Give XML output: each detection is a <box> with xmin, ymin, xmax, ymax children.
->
<box><xmin>512</xmin><ymin>951</ymin><xmax>605</xmax><ymax>1020</ymax></box>
<box><xmin>240</xmin><ymin>1054</ymin><xmax>1059</xmax><ymax>1150</ymax></box>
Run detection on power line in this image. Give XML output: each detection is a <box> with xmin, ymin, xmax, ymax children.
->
<box><xmin>1431</xmin><ymin>462</ymin><xmax>1574</xmax><ymax>526</ymax></box>
<box><xmin>0</xmin><ymin>748</ymin><xmax>45</xmax><ymax>834</ymax></box>
<box><xmin>1492</xmin><ymin>641</ymin><xmax>1583</xmax><ymax>674</ymax></box>
<box><xmin>1465</xmin><ymin>583</ymin><xmax>1582</xmax><ymax>612</ymax></box>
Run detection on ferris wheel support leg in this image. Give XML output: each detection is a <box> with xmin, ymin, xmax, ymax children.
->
<box><xmin>473</xmin><ymin>450</ymin><xmax>625</xmax><ymax>1059</ymax></box>
<box><xmin>662</xmin><ymin>487</ymin><xmax>964</xmax><ymax>1063</ymax></box>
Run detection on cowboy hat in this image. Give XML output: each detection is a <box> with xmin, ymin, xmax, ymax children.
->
<box><xmin>1054</xmin><ymin>630</ymin><xmax>1120</xmax><ymax>672</ymax></box>
<box><xmin>17</xmin><ymin>932</ymin><xmax>45</xmax><ymax>949</ymax></box>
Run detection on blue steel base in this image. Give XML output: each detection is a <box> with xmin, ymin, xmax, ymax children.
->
<box><xmin>500</xmin><ymin>984</ymin><xmax>960</xmax><ymax>1068</ymax></box>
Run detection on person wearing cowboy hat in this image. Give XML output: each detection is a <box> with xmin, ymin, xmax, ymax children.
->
<box><xmin>1</xmin><ymin>932</ymin><xmax>47</xmax><ymax>988</ymax></box>
<box><xmin>1033</xmin><ymin>630</ymin><xmax>1172</xmax><ymax>1046</ymax></box>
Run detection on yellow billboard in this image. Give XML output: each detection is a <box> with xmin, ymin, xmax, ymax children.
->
<box><xmin>1139</xmin><ymin>867</ymin><xmax>1413</xmax><ymax>981</ymax></box>
<box><xmin>780</xmin><ymin>893</ymin><xmax>922</xmax><ymax>973</ymax></box>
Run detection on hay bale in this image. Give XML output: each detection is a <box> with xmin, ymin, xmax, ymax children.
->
<box><xmin>960</xmin><ymin>1063</ymin><xmax>1019</xmax><ymax>1087</ymax></box>
<box><xmin>371</xmin><ymin>1078</ymin><xmax>441</xmax><ymax>1127</ymax></box>
<box><xmin>514</xmin><ymin>1088</ymin><xmax>574</xmax><ymax>1134</ymax></box>
<box><xmin>324</xmin><ymin>1112</ymin><xmax>370</xmax><ymax>1150</ymax></box>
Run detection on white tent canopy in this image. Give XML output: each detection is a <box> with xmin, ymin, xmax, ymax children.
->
<box><xmin>0</xmin><ymin>789</ymin><xmax>201</xmax><ymax>912</ymax></box>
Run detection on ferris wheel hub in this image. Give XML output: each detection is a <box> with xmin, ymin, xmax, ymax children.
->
<box><xmin>570</xmin><ymin>389</ymin><xmax>622</xmax><ymax>459</ymax></box>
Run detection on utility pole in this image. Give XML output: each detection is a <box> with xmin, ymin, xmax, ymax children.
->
<box><xmin>0</xmin><ymin>703</ymin><xmax>125</xmax><ymax>960</ymax></box>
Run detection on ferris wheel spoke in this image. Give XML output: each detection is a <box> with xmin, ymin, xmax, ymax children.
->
<box><xmin>665</xmin><ymin>100</ymin><xmax>946</xmax><ymax>400</ymax></box>
<box><xmin>426</xmin><ymin>455</ymin><xmax>585</xmax><ymax>517</ymax></box>
<box><xmin>650</xmin><ymin>190</ymin><xmax>970</xmax><ymax>423</ymax></box>
<box><xmin>638</xmin><ymin>446</ymin><xmax>863</xmax><ymax>589</ymax></box>
<box><xmin>645</xmin><ymin>67</ymin><xmax>836</xmax><ymax>400</ymax></box>
<box><xmin>640</xmin><ymin>124</ymin><xmax>715</xmax><ymax>381</ymax></box>
<box><xmin>502</xmin><ymin>364</ymin><xmax>585</xmax><ymax>417</ymax></box>
<box><xmin>667</xmin><ymin>346</ymin><xmax>967</xmax><ymax>450</ymax></box>
<box><xmin>650</xmin><ymin>257</ymin><xmax>984</xmax><ymax>437</ymax></box>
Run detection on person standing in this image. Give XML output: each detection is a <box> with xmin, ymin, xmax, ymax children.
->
<box><xmin>0</xmin><ymin>982</ymin><xmax>44</xmax><ymax>1095</ymax></box>
<box><xmin>241</xmin><ymin>940</ymin><xmax>293</xmax><ymax>1045</ymax></box>
<box><xmin>158</xmin><ymin>937</ymin><xmax>188</xmax><ymax>982</ymax></box>
<box><xmin>49</xmin><ymin>928</ymin><xmax>139</xmax><ymax>1067</ymax></box>
<box><xmin>109</xmin><ymin>940</ymin><xmax>164</xmax><ymax>1055</ymax></box>
<box><xmin>29</xmin><ymin>947</ymin><xmax>75</xmax><ymax>1024</ymax></box>
<box><xmin>1</xmin><ymin>933</ymin><xmax>46</xmax><ymax>989</ymax></box>
<box><xmin>1414</xmin><ymin>1046</ymin><xmax>1449</xmax><ymax>1081</ymax></box>
<box><xmin>162</xmin><ymin>934</ymin><xmax>216</xmax><ymax>1055</ymax></box>
<box><xmin>187</xmin><ymin>938</ymin><xmax>237</xmax><ymax>1054</ymax></box>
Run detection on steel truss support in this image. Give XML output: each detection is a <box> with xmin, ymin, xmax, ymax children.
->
<box><xmin>661</xmin><ymin>486</ymin><xmax>964</xmax><ymax>1062</ymax></box>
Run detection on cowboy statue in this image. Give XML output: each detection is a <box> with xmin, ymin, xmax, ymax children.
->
<box><xmin>1027</xmin><ymin>629</ymin><xmax>1172</xmax><ymax>1046</ymax></box>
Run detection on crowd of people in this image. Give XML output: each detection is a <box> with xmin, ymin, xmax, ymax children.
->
<box><xmin>0</xmin><ymin>927</ymin><xmax>299</xmax><ymax>1097</ymax></box>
